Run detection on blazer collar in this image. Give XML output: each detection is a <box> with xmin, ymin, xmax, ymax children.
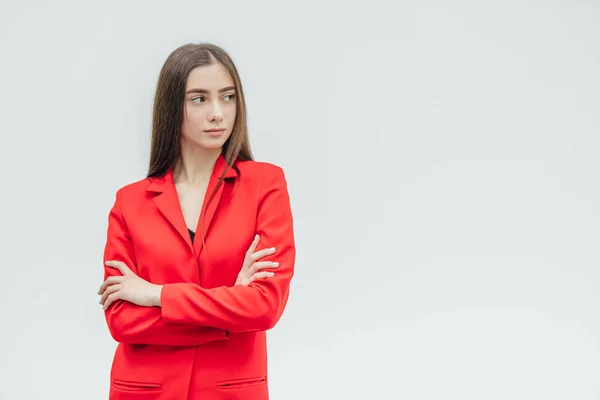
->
<box><xmin>146</xmin><ymin>153</ymin><xmax>237</xmax><ymax>193</ymax></box>
<box><xmin>144</xmin><ymin>152</ymin><xmax>238</xmax><ymax>256</ymax></box>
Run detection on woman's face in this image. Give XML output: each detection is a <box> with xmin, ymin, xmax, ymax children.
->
<box><xmin>181</xmin><ymin>63</ymin><xmax>237</xmax><ymax>151</ymax></box>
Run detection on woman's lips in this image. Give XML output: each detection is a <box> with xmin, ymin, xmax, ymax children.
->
<box><xmin>205</xmin><ymin>129</ymin><xmax>226</xmax><ymax>137</ymax></box>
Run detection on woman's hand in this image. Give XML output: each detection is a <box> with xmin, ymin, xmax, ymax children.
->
<box><xmin>235</xmin><ymin>234</ymin><xmax>279</xmax><ymax>286</ymax></box>
<box><xmin>98</xmin><ymin>261</ymin><xmax>163</xmax><ymax>310</ymax></box>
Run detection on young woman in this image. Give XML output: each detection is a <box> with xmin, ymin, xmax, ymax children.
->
<box><xmin>96</xmin><ymin>43</ymin><xmax>295</xmax><ymax>400</ymax></box>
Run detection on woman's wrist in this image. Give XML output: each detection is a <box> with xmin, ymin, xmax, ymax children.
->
<box><xmin>151</xmin><ymin>284</ymin><xmax>163</xmax><ymax>307</ymax></box>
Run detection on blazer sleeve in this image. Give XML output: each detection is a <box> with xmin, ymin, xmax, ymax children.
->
<box><xmin>159</xmin><ymin>165</ymin><xmax>296</xmax><ymax>332</ymax></box>
<box><xmin>102</xmin><ymin>189</ymin><xmax>229</xmax><ymax>346</ymax></box>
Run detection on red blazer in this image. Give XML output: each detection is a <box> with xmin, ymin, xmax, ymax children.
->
<box><xmin>102</xmin><ymin>154</ymin><xmax>295</xmax><ymax>400</ymax></box>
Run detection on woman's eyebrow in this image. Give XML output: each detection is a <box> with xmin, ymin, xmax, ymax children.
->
<box><xmin>185</xmin><ymin>86</ymin><xmax>236</xmax><ymax>94</ymax></box>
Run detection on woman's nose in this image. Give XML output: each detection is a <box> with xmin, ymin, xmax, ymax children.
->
<box><xmin>209</xmin><ymin>104</ymin><xmax>224</xmax><ymax>122</ymax></box>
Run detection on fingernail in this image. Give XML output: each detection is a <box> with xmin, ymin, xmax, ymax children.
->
<box><xmin>270</xmin><ymin>247</ymin><xmax>276</xmax><ymax>251</ymax></box>
<box><xmin>274</xmin><ymin>262</ymin><xmax>279</xmax><ymax>267</ymax></box>
<box><xmin>255</xmin><ymin>234</ymin><xmax>259</xmax><ymax>240</ymax></box>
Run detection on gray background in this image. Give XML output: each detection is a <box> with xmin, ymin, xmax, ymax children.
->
<box><xmin>1</xmin><ymin>0</ymin><xmax>599</xmax><ymax>399</ymax></box>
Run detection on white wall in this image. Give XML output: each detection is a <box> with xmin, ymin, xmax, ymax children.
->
<box><xmin>1</xmin><ymin>0</ymin><xmax>599</xmax><ymax>398</ymax></box>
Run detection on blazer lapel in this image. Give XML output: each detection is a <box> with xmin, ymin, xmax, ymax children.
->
<box><xmin>194</xmin><ymin>154</ymin><xmax>238</xmax><ymax>256</ymax></box>
<box><xmin>146</xmin><ymin>153</ymin><xmax>238</xmax><ymax>257</ymax></box>
<box><xmin>147</xmin><ymin>170</ymin><xmax>194</xmax><ymax>252</ymax></box>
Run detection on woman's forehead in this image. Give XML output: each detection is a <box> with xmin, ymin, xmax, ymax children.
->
<box><xmin>186</xmin><ymin>64</ymin><xmax>234</xmax><ymax>90</ymax></box>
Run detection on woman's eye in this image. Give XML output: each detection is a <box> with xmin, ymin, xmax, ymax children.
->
<box><xmin>191</xmin><ymin>96</ymin><xmax>205</xmax><ymax>103</ymax></box>
<box><xmin>224</xmin><ymin>94</ymin><xmax>236</xmax><ymax>101</ymax></box>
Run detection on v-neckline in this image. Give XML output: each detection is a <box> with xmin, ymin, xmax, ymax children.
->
<box><xmin>147</xmin><ymin>153</ymin><xmax>238</xmax><ymax>255</ymax></box>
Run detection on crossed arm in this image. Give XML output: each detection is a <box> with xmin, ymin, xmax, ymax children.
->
<box><xmin>99</xmin><ymin>166</ymin><xmax>295</xmax><ymax>346</ymax></box>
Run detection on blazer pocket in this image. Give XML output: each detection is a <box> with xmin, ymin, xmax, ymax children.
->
<box><xmin>216</xmin><ymin>376</ymin><xmax>266</xmax><ymax>390</ymax></box>
<box><xmin>113</xmin><ymin>378</ymin><xmax>163</xmax><ymax>392</ymax></box>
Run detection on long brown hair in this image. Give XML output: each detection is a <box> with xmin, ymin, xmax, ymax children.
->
<box><xmin>147</xmin><ymin>43</ymin><xmax>253</xmax><ymax>247</ymax></box>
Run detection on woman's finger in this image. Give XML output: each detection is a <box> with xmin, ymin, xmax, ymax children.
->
<box><xmin>105</xmin><ymin>261</ymin><xmax>134</xmax><ymax>276</ymax></box>
<box><xmin>245</xmin><ymin>234</ymin><xmax>260</xmax><ymax>256</ymax></box>
<box><xmin>103</xmin><ymin>292</ymin><xmax>121</xmax><ymax>310</ymax></box>
<box><xmin>100</xmin><ymin>283</ymin><xmax>122</xmax><ymax>306</ymax></box>
<box><xmin>250</xmin><ymin>261</ymin><xmax>279</xmax><ymax>274</ymax></box>
<box><xmin>250</xmin><ymin>246</ymin><xmax>276</xmax><ymax>262</ymax></box>
<box><xmin>248</xmin><ymin>271</ymin><xmax>275</xmax><ymax>284</ymax></box>
<box><xmin>97</xmin><ymin>276</ymin><xmax>125</xmax><ymax>295</ymax></box>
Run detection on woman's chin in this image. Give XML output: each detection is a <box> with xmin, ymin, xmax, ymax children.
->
<box><xmin>185</xmin><ymin>138</ymin><xmax>224</xmax><ymax>151</ymax></box>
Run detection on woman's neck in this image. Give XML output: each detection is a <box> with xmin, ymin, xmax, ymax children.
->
<box><xmin>173</xmin><ymin>145</ymin><xmax>221</xmax><ymax>187</ymax></box>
